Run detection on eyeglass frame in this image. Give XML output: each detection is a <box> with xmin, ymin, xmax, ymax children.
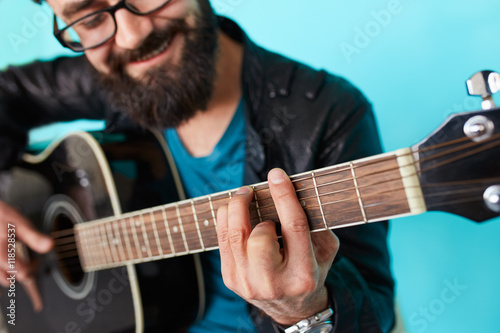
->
<box><xmin>53</xmin><ymin>0</ymin><xmax>172</xmax><ymax>52</ymax></box>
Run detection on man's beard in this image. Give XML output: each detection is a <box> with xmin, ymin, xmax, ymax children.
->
<box><xmin>97</xmin><ymin>3</ymin><xmax>218</xmax><ymax>129</ymax></box>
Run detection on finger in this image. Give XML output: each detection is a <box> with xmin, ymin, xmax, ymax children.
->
<box><xmin>0</xmin><ymin>239</ymin><xmax>30</xmax><ymax>281</ymax></box>
<box><xmin>216</xmin><ymin>204</ymin><xmax>235</xmax><ymax>280</ymax></box>
<box><xmin>0</xmin><ymin>240</ymin><xmax>43</xmax><ymax>312</ymax></box>
<box><xmin>247</xmin><ymin>220</ymin><xmax>282</xmax><ymax>271</ymax></box>
<box><xmin>226</xmin><ymin>186</ymin><xmax>254</xmax><ymax>264</ymax></box>
<box><xmin>268</xmin><ymin>169</ymin><xmax>313</xmax><ymax>261</ymax></box>
<box><xmin>0</xmin><ymin>202</ymin><xmax>53</xmax><ymax>253</ymax></box>
<box><xmin>21</xmin><ymin>276</ymin><xmax>44</xmax><ymax>312</ymax></box>
<box><xmin>310</xmin><ymin>230</ymin><xmax>339</xmax><ymax>265</ymax></box>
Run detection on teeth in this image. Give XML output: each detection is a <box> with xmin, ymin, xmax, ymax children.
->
<box><xmin>137</xmin><ymin>36</ymin><xmax>172</xmax><ymax>62</ymax></box>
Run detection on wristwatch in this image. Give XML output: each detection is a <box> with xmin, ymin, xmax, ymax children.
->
<box><xmin>284</xmin><ymin>307</ymin><xmax>334</xmax><ymax>333</ymax></box>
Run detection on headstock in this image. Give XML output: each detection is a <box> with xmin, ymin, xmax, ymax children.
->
<box><xmin>413</xmin><ymin>71</ymin><xmax>500</xmax><ymax>222</ymax></box>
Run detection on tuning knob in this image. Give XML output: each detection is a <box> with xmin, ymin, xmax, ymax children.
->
<box><xmin>466</xmin><ymin>70</ymin><xmax>500</xmax><ymax>110</ymax></box>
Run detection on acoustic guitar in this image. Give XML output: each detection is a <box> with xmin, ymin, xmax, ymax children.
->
<box><xmin>1</xmin><ymin>77</ymin><xmax>499</xmax><ymax>333</ymax></box>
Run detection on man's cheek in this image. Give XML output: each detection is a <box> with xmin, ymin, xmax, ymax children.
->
<box><xmin>85</xmin><ymin>48</ymin><xmax>113</xmax><ymax>74</ymax></box>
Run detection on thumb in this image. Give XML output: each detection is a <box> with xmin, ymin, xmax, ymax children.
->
<box><xmin>20</xmin><ymin>227</ymin><xmax>54</xmax><ymax>254</ymax></box>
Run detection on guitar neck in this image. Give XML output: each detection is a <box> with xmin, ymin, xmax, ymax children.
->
<box><xmin>75</xmin><ymin>147</ymin><xmax>426</xmax><ymax>272</ymax></box>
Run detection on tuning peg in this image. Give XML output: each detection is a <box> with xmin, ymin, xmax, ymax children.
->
<box><xmin>466</xmin><ymin>70</ymin><xmax>500</xmax><ymax>110</ymax></box>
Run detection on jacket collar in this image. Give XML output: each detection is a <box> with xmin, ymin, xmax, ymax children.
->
<box><xmin>217</xmin><ymin>16</ymin><xmax>265</xmax><ymax>117</ymax></box>
<box><xmin>217</xmin><ymin>17</ymin><xmax>267</xmax><ymax>184</ymax></box>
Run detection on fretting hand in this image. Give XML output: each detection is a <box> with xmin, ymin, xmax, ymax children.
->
<box><xmin>217</xmin><ymin>168</ymin><xmax>339</xmax><ymax>326</ymax></box>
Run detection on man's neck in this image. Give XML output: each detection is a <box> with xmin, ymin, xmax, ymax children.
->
<box><xmin>176</xmin><ymin>31</ymin><xmax>244</xmax><ymax>157</ymax></box>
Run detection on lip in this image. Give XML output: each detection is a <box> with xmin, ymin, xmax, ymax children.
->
<box><xmin>127</xmin><ymin>32</ymin><xmax>180</xmax><ymax>74</ymax></box>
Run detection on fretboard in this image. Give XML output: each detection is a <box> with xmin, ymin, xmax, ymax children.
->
<box><xmin>75</xmin><ymin>148</ymin><xmax>426</xmax><ymax>272</ymax></box>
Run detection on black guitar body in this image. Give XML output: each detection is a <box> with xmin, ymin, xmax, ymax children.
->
<box><xmin>0</xmin><ymin>130</ymin><xmax>200</xmax><ymax>332</ymax></box>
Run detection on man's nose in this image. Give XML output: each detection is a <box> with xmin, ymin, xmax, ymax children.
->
<box><xmin>113</xmin><ymin>9</ymin><xmax>154</xmax><ymax>50</ymax></box>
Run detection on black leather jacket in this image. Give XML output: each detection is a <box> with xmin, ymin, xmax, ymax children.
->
<box><xmin>0</xmin><ymin>17</ymin><xmax>394</xmax><ymax>333</ymax></box>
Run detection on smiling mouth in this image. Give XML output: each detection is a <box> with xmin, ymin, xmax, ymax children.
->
<box><xmin>133</xmin><ymin>32</ymin><xmax>177</xmax><ymax>64</ymax></box>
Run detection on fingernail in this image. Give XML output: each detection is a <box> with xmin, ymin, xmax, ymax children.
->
<box><xmin>236</xmin><ymin>186</ymin><xmax>251</xmax><ymax>195</ymax></box>
<box><xmin>269</xmin><ymin>168</ymin><xmax>286</xmax><ymax>184</ymax></box>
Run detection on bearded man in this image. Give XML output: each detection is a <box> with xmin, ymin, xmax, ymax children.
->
<box><xmin>0</xmin><ymin>1</ymin><xmax>395</xmax><ymax>332</ymax></box>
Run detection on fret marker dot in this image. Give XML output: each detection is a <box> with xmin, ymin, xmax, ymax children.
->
<box><xmin>301</xmin><ymin>200</ymin><xmax>307</xmax><ymax>207</ymax></box>
<box><xmin>135</xmin><ymin>220</ymin><xmax>141</xmax><ymax>227</ymax></box>
<box><xmin>204</xmin><ymin>220</ymin><xmax>209</xmax><ymax>227</ymax></box>
<box><xmin>112</xmin><ymin>238</ymin><xmax>119</xmax><ymax>245</ymax></box>
<box><xmin>173</xmin><ymin>226</ymin><xmax>179</xmax><ymax>233</ymax></box>
<box><xmin>141</xmin><ymin>246</ymin><xmax>147</xmax><ymax>253</ymax></box>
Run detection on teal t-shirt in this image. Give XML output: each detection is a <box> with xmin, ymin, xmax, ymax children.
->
<box><xmin>165</xmin><ymin>101</ymin><xmax>257</xmax><ymax>333</ymax></box>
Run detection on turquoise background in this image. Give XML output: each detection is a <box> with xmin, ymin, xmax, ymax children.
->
<box><xmin>1</xmin><ymin>0</ymin><xmax>500</xmax><ymax>332</ymax></box>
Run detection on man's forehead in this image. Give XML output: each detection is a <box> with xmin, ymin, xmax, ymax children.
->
<box><xmin>48</xmin><ymin>0</ymin><xmax>114</xmax><ymax>18</ymax></box>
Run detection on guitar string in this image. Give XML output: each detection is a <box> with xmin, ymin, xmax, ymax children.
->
<box><xmin>51</xmin><ymin>177</ymin><xmax>497</xmax><ymax>265</ymax></box>
<box><xmin>58</xmin><ymin>131</ymin><xmax>500</xmax><ymax>236</ymax></box>
<box><xmin>52</xmin><ymin>176</ymin><xmax>494</xmax><ymax>268</ymax></box>
<box><xmin>49</xmin><ymin>134</ymin><xmax>500</xmax><ymax>266</ymax></box>
<box><xmin>52</xmin><ymin>179</ymin><xmax>498</xmax><ymax>268</ymax></box>
<box><xmin>70</xmin><ymin>134</ymin><xmax>500</xmax><ymax>240</ymax></box>
<box><xmin>49</xmin><ymin>132</ymin><xmax>500</xmax><ymax>242</ymax></box>
<box><xmin>52</xmin><ymin>136</ymin><xmax>500</xmax><ymax>265</ymax></box>
<box><xmin>53</xmin><ymin>173</ymin><xmax>499</xmax><ymax>258</ymax></box>
<box><xmin>52</xmin><ymin>191</ymin><xmax>490</xmax><ymax>274</ymax></box>
<box><xmin>54</xmin><ymin>235</ymin><xmax>75</xmax><ymax>245</ymax></box>
<box><xmin>52</xmin><ymin>191</ymin><xmax>490</xmax><ymax>273</ymax></box>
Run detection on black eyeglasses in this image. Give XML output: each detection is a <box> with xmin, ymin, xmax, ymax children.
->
<box><xmin>54</xmin><ymin>0</ymin><xmax>172</xmax><ymax>52</ymax></box>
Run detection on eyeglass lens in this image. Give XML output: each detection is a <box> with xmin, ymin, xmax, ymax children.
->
<box><xmin>59</xmin><ymin>0</ymin><xmax>170</xmax><ymax>50</ymax></box>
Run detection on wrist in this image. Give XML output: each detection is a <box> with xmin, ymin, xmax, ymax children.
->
<box><xmin>283</xmin><ymin>307</ymin><xmax>334</xmax><ymax>333</ymax></box>
<box><xmin>270</xmin><ymin>285</ymin><xmax>329</xmax><ymax>326</ymax></box>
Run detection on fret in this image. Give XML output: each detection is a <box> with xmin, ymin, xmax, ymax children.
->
<box><xmin>175</xmin><ymin>204</ymin><xmax>190</xmax><ymax>252</ymax></box>
<box><xmin>252</xmin><ymin>186</ymin><xmax>263</xmax><ymax>223</ymax></box>
<box><xmin>140</xmin><ymin>212</ymin><xmax>160</xmax><ymax>258</ymax></box>
<box><xmin>74</xmin><ymin>226</ymin><xmax>89</xmax><ymax>269</ymax></box>
<box><xmin>191</xmin><ymin>200</ymin><xmax>205</xmax><ymax>251</ymax></box>
<box><xmin>149</xmin><ymin>209</ymin><xmax>164</xmax><ymax>256</ymax></box>
<box><xmin>308</xmin><ymin>165</ymin><xmax>364</xmax><ymax>229</ymax></box>
<box><xmin>251</xmin><ymin>184</ymin><xmax>275</xmax><ymax>227</ymax></box>
<box><xmin>121</xmin><ymin>218</ymin><xmax>134</xmax><ymax>261</ymax></box>
<box><xmin>164</xmin><ymin>205</ymin><xmax>187</xmax><ymax>254</ymax></box>
<box><xmin>93</xmin><ymin>224</ymin><xmax>105</xmax><ymax>265</ymax></box>
<box><xmin>129</xmin><ymin>217</ymin><xmax>143</xmax><ymax>259</ymax></box>
<box><xmin>208</xmin><ymin>195</ymin><xmax>217</xmax><ymax>227</ymax></box>
<box><xmin>293</xmin><ymin>176</ymin><xmax>326</xmax><ymax>231</ymax></box>
<box><xmin>354</xmin><ymin>152</ymin><xmax>412</xmax><ymax>219</ymax></box>
<box><xmin>158</xmin><ymin>207</ymin><xmax>175</xmax><ymax>255</ymax></box>
<box><xmin>99</xmin><ymin>224</ymin><xmax>113</xmax><ymax>264</ymax></box>
<box><xmin>112</xmin><ymin>220</ymin><xmax>126</xmax><ymax>262</ymax></box>
<box><xmin>210</xmin><ymin>193</ymin><xmax>231</xmax><ymax>212</ymax></box>
<box><xmin>105</xmin><ymin>222</ymin><xmax>120</xmax><ymax>263</ymax></box>
<box><xmin>89</xmin><ymin>225</ymin><xmax>106</xmax><ymax>267</ymax></box>
<box><xmin>177</xmin><ymin>202</ymin><xmax>202</xmax><ymax>252</ymax></box>
<box><xmin>311</xmin><ymin>171</ymin><xmax>328</xmax><ymax>229</ymax></box>
<box><xmin>138</xmin><ymin>214</ymin><xmax>153</xmax><ymax>258</ymax></box>
<box><xmin>193</xmin><ymin>197</ymin><xmax>218</xmax><ymax>249</ymax></box>
<box><xmin>349</xmin><ymin>162</ymin><xmax>368</xmax><ymax>224</ymax></box>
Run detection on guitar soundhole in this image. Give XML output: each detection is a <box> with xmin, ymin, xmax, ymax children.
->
<box><xmin>53</xmin><ymin>214</ymin><xmax>84</xmax><ymax>285</ymax></box>
<box><xmin>43</xmin><ymin>194</ymin><xmax>95</xmax><ymax>300</ymax></box>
